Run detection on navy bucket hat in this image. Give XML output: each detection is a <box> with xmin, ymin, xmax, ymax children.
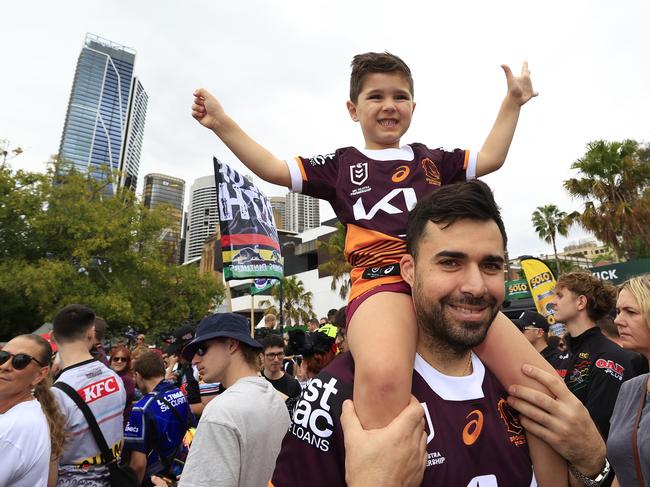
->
<box><xmin>181</xmin><ymin>313</ymin><xmax>261</xmax><ymax>361</ymax></box>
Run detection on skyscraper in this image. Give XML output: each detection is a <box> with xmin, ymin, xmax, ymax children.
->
<box><xmin>269</xmin><ymin>196</ymin><xmax>286</xmax><ymax>230</ymax></box>
<box><xmin>185</xmin><ymin>175</ymin><xmax>219</xmax><ymax>263</ymax></box>
<box><xmin>285</xmin><ymin>192</ymin><xmax>320</xmax><ymax>233</ymax></box>
<box><xmin>58</xmin><ymin>33</ymin><xmax>148</xmax><ymax>192</ymax></box>
<box><xmin>143</xmin><ymin>173</ymin><xmax>185</xmax><ymax>264</ymax></box>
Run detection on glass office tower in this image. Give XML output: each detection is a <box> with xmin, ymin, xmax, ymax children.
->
<box><xmin>143</xmin><ymin>173</ymin><xmax>186</xmax><ymax>264</ymax></box>
<box><xmin>58</xmin><ymin>33</ymin><xmax>147</xmax><ymax>192</ymax></box>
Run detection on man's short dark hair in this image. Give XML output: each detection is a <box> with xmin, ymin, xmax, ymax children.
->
<box><xmin>350</xmin><ymin>52</ymin><xmax>413</xmax><ymax>103</ymax></box>
<box><xmin>327</xmin><ymin>309</ymin><xmax>338</xmax><ymax>320</ymax></box>
<box><xmin>52</xmin><ymin>304</ymin><xmax>96</xmax><ymax>343</ymax></box>
<box><xmin>93</xmin><ymin>317</ymin><xmax>107</xmax><ymax>341</ymax></box>
<box><xmin>133</xmin><ymin>351</ymin><xmax>166</xmax><ymax>380</ymax></box>
<box><xmin>406</xmin><ymin>180</ymin><xmax>507</xmax><ymax>259</ymax></box>
<box><xmin>262</xmin><ymin>334</ymin><xmax>285</xmax><ymax>352</ymax></box>
<box><xmin>556</xmin><ymin>272</ymin><xmax>616</xmax><ymax>322</ymax></box>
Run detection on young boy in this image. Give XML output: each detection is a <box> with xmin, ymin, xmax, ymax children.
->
<box><xmin>193</xmin><ymin>52</ymin><xmax>565</xmax><ymax>484</ymax></box>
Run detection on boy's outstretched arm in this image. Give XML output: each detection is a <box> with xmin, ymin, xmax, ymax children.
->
<box><xmin>192</xmin><ymin>88</ymin><xmax>292</xmax><ymax>188</ymax></box>
<box><xmin>476</xmin><ymin>62</ymin><xmax>538</xmax><ymax>177</ymax></box>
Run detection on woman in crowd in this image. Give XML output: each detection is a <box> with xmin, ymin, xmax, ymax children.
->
<box><xmin>0</xmin><ymin>334</ymin><xmax>66</xmax><ymax>486</ymax></box>
<box><xmin>609</xmin><ymin>275</ymin><xmax>650</xmax><ymax>486</ymax></box>
<box><xmin>110</xmin><ymin>344</ymin><xmax>136</xmax><ymax>425</ymax></box>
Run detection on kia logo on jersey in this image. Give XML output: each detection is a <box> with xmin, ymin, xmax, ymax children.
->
<box><xmin>78</xmin><ymin>376</ymin><xmax>120</xmax><ymax>403</ymax></box>
<box><xmin>350</xmin><ymin>163</ymin><xmax>368</xmax><ymax>186</ymax></box>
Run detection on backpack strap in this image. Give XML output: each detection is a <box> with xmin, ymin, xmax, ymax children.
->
<box><xmin>53</xmin><ymin>381</ymin><xmax>116</xmax><ymax>464</ymax></box>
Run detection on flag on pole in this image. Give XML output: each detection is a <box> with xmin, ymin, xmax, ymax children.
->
<box><xmin>251</xmin><ymin>278</ymin><xmax>278</xmax><ymax>295</ymax></box>
<box><xmin>519</xmin><ymin>257</ymin><xmax>557</xmax><ymax>324</ymax></box>
<box><xmin>214</xmin><ymin>157</ymin><xmax>283</xmax><ymax>281</ymax></box>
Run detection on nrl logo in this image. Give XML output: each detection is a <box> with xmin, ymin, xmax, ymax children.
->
<box><xmin>350</xmin><ymin>162</ymin><xmax>368</xmax><ymax>186</ymax></box>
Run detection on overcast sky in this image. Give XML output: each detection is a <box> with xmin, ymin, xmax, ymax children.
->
<box><xmin>2</xmin><ymin>0</ymin><xmax>648</xmax><ymax>258</ymax></box>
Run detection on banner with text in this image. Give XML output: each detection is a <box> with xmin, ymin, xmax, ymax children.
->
<box><xmin>520</xmin><ymin>257</ymin><xmax>557</xmax><ymax>324</ymax></box>
<box><xmin>214</xmin><ymin>158</ymin><xmax>283</xmax><ymax>281</ymax></box>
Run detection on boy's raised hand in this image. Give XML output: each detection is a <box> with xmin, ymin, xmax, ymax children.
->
<box><xmin>501</xmin><ymin>61</ymin><xmax>538</xmax><ymax>106</ymax></box>
<box><xmin>192</xmin><ymin>88</ymin><xmax>225</xmax><ymax>131</ymax></box>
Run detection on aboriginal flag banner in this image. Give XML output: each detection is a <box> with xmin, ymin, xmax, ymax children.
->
<box><xmin>214</xmin><ymin>158</ymin><xmax>283</xmax><ymax>281</ymax></box>
<box><xmin>520</xmin><ymin>257</ymin><xmax>557</xmax><ymax>324</ymax></box>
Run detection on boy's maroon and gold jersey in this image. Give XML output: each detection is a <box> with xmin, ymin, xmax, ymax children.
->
<box><xmin>271</xmin><ymin>352</ymin><xmax>534</xmax><ymax>487</ymax></box>
<box><xmin>286</xmin><ymin>143</ymin><xmax>475</xmax><ymax>301</ymax></box>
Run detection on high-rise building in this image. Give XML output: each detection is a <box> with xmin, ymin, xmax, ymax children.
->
<box><xmin>269</xmin><ymin>196</ymin><xmax>286</xmax><ymax>230</ymax></box>
<box><xmin>185</xmin><ymin>175</ymin><xmax>219</xmax><ymax>263</ymax></box>
<box><xmin>143</xmin><ymin>174</ymin><xmax>185</xmax><ymax>264</ymax></box>
<box><xmin>58</xmin><ymin>33</ymin><xmax>148</xmax><ymax>192</ymax></box>
<box><xmin>285</xmin><ymin>192</ymin><xmax>320</xmax><ymax>233</ymax></box>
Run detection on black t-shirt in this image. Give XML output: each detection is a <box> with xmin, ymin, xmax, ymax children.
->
<box><xmin>556</xmin><ymin>327</ymin><xmax>634</xmax><ymax>439</ymax></box>
<box><xmin>272</xmin><ymin>352</ymin><xmax>533</xmax><ymax>487</ymax></box>
<box><xmin>541</xmin><ymin>346</ymin><xmax>564</xmax><ymax>369</ymax></box>
<box><xmin>264</xmin><ymin>372</ymin><xmax>302</xmax><ymax>399</ymax></box>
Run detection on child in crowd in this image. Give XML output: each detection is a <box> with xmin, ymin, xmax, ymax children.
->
<box><xmin>192</xmin><ymin>52</ymin><xmax>565</xmax><ymax>483</ymax></box>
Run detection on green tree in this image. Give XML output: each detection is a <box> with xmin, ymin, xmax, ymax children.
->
<box><xmin>532</xmin><ymin>204</ymin><xmax>570</xmax><ymax>277</ymax></box>
<box><xmin>564</xmin><ymin>140</ymin><xmax>650</xmax><ymax>260</ymax></box>
<box><xmin>318</xmin><ymin>222</ymin><xmax>351</xmax><ymax>299</ymax></box>
<box><xmin>0</xmin><ymin>158</ymin><xmax>224</xmax><ymax>340</ymax></box>
<box><xmin>261</xmin><ymin>276</ymin><xmax>315</xmax><ymax>325</ymax></box>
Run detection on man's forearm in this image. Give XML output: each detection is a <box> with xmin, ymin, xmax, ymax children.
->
<box><xmin>212</xmin><ymin>115</ymin><xmax>291</xmax><ymax>187</ymax></box>
<box><xmin>477</xmin><ymin>96</ymin><xmax>521</xmax><ymax>176</ymax></box>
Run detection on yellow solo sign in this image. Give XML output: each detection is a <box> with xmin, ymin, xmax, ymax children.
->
<box><xmin>520</xmin><ymin>257</ymin><xmax>557</xmax><ymax>324</ymax></box>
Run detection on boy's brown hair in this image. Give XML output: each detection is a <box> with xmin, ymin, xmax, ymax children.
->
<box><xmin>556</xmin><ymin>272</ymin><xmax>616</xmax><ymax>322</ymax></box>
<box><xmin>349</xmin><ymin>52</ymin><xmax>414</xmax><ymax>103</ymax></box>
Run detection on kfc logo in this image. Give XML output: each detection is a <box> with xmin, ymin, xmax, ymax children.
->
<box><xmin>78</xmin><ymin>376</ymin><xmax>120</xmax><ymax>403</ymax></box>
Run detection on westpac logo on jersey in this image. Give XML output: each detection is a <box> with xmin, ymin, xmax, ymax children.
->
<box><xmin>79</xmin><ymin>376</ymin><xmax>120</xmax><ymax>403</ymax></box>
<box><xmin>290</xmin><ymin>377</ymin><xmax>340</xmax><ymax>452</ymax></box>
<box><xmin>353</xmin><ymin>187</ymin><xmax>417</xmax><ymax>221</ymax></box>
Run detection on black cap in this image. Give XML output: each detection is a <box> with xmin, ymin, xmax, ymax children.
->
<box><xmin>181</xmin><ymin>313</ymin><xmax>261</xmax><ymax>361</ymax></box>
<box><xmin>165</xmin><ymin>324</ymin><xmax>195</xmax><ymax>355</ymax></box>
<box><xmin>513</xmin><ymin>311</ymin><xmax>550</xmax><ymax>333</ymax></box>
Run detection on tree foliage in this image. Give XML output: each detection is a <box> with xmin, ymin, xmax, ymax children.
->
<box><xmin>318</xmin><ymin>222</ymin><xmax>351</xmax><ymax>300</ymax></box>
<box><xmin>0</xmin><ymin>159</ymin><xmax>224</xmax><ymax>340</ymax></box>
<box><xmin>260</xmin><ymin>276</ymin><xmax>315</xmax><ymax>325</ymax></box>
<box><xmin>564</xmin><ymin>140</ymin><xmax>650</xmax><ymax>260</ymax></box>
<box><xmin>531</xmin><ymin>204</ymin><xmax>570</xmax><ymax>277</ymax></box>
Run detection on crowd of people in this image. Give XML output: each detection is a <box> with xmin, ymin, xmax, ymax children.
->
<box><xmin>1</xmin><ymin>49</ymin><xmax>648</xmax><ymax>487</ymax></box>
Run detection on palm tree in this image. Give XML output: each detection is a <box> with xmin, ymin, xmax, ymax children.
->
<box><xmin>318</xmin><ymin>222</ymin><xmax>352</xmax><ymax>299</ymax></box>
<box><xmin>564</xmin><ymin>140</ymin><xmax>650</xmax><ymax>260</ymax></box>
<box><xmin>260</xmin><ymin>276</ymin><xmax>315</xmax><ymax>325</ymax></box>
<box><xmin>532</xmin><ymin>204</ymin><xmax>570</xmax><ymax>277</ymax></box>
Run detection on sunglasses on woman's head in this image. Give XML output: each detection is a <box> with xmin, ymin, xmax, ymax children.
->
<box><xmin>0</xmin><ymin>350</ymin><xmax>47</xmax><ymax>370</ymax></box>
<box><xmin>111</xmin><ymin>356</ymin><xmax>128</xmax><ymax>363</ymax></box>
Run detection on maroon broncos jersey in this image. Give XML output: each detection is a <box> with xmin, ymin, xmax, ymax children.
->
<box><xmin>271</xmin><ymin>352</ymin><xmax>534</xmax><ymax>487</ymax></box>
<box><xmin>286</xmin><ymin>144</ymin><xmax>474</xmax><ymax>301</ymax></box>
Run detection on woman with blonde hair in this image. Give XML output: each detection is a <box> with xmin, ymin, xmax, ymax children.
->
<box><xmin>609</xmin><ymin>274</ymin><xmax>650</xmax><ymax>486</ymax></box>
<box><xmin>0</xmin><ymin>334</ymin><xmax>66</xmax><ymax>486</ymax></box>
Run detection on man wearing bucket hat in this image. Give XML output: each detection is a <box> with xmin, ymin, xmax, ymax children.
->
<box><xmin>155</xmin><ymin>313</ymin><xmax>290</xmax><ymax>487</ymax></box>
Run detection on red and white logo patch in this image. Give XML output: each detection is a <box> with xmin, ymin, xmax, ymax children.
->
<box><xmin>78</xmin><ymin>376</ymin><xmax>120</xmax><ymax>403</ymax></box>
<box><xmin>595</xmin><ymin>359</ymin><xmax>625</xmax><ymax>380</ymax></box>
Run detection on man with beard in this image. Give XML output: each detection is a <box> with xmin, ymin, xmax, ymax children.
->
<box><xmin>271</xmin><ymin>180</ymin><xmax>539</xmax><ymax>486</ymax></box>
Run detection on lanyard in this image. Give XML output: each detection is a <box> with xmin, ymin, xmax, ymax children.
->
<box><xmin>632</xmin><ymin>379</ymin><xmax>648</xmax><ymax>487</ymax></box>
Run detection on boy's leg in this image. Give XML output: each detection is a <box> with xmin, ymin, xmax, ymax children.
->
<box><xmin>473</xmin><ymin>312</ymin><xmax>568</xmax><ymax>487</ymax></box>
<box><xmin>347</xmin><ymin>292</ymin><xmax>417</xmax><ymax>430</ymax></box>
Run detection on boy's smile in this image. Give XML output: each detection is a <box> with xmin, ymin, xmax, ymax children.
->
<box><xmin>346</xmin><ymin>72</ymin><xmax>415</xmax><ymax>150</ymax></box>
